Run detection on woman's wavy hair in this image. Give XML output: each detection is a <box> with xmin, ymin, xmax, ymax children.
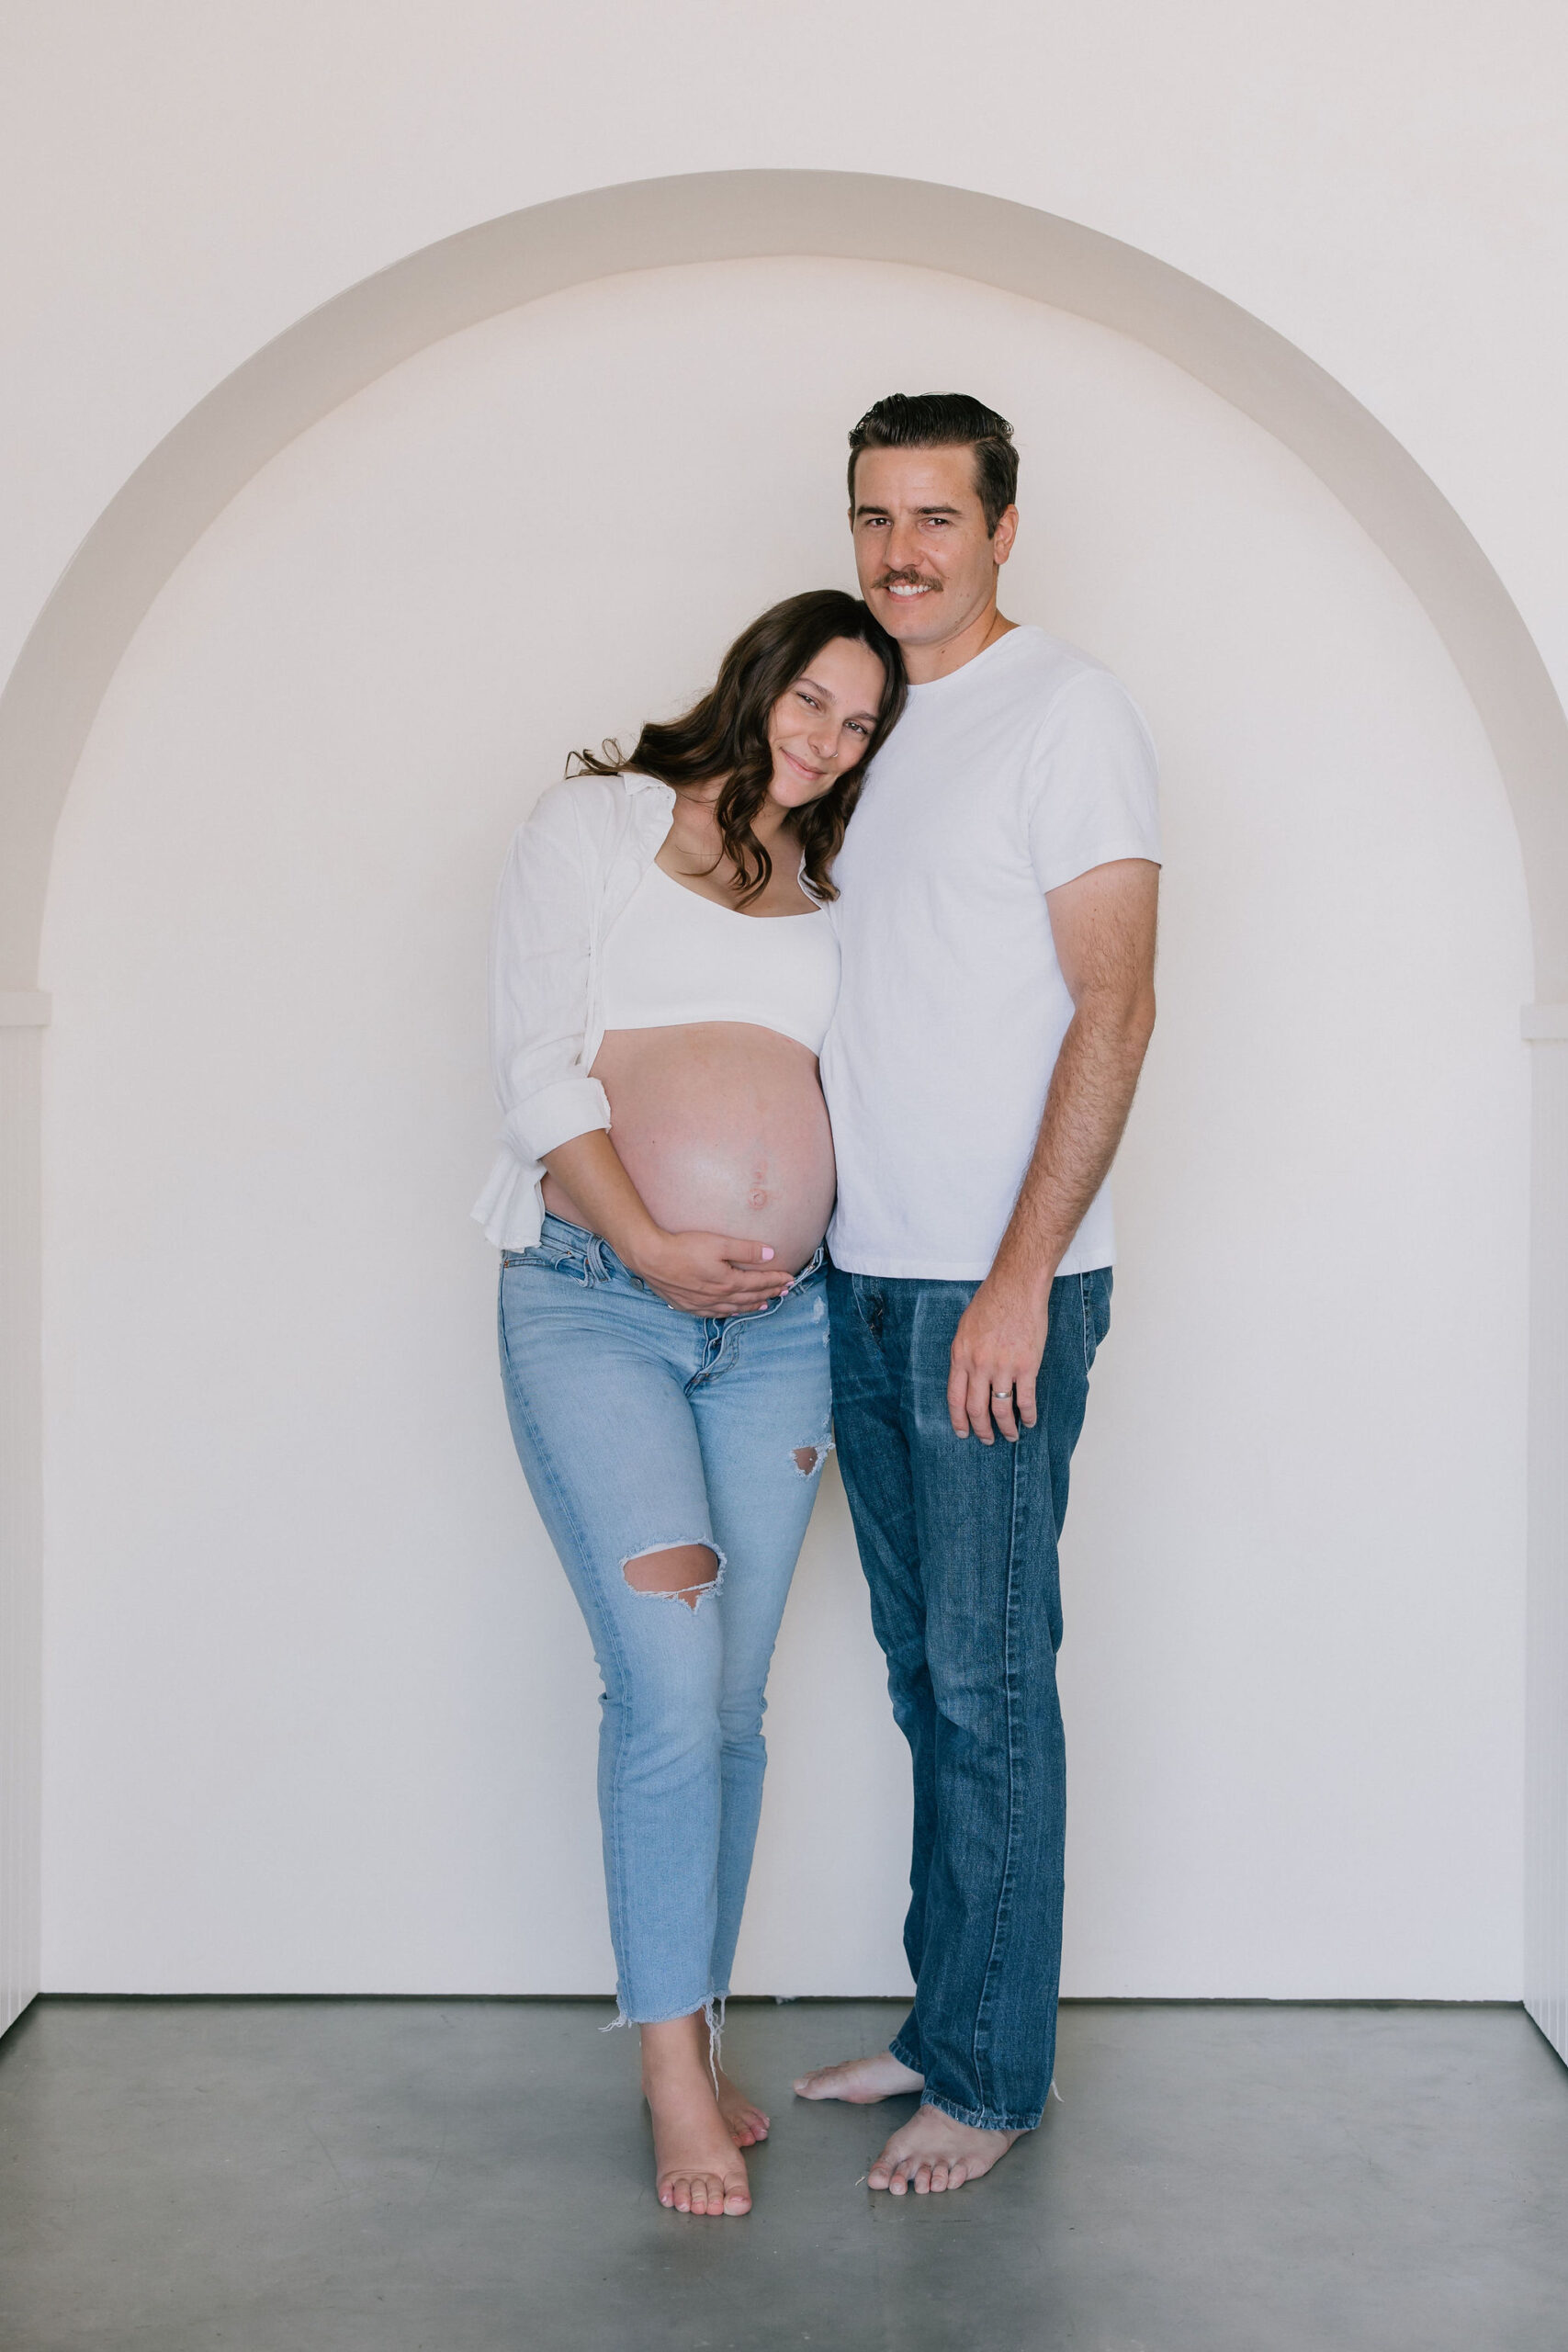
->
<box><xmin>569</xmin><ymin>589</ymin><xmax>906</xmax><ymax>904</ymax></box>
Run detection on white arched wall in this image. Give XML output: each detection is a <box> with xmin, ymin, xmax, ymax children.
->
<box><xmin>1</xmin><ymin>176</ymin><xmax>1564</xmax><ymax>2048</ymax></box>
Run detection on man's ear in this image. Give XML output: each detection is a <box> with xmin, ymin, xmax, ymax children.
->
<box><xmin>992</xmin><ymin>504</ymin><xmax>1020</xmax><ymax>567</ymax></box>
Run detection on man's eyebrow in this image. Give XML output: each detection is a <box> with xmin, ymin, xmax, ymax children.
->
<box><xmin>853</xmin><ymin>501</ymin><xmax>963</xmax><ymax>518</ymax></box>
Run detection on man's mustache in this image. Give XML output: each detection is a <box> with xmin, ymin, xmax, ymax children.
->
<box><xmin>875</xmin><ymin>571</ymin><xmax>942</xmax><ymax>592</ymax></box>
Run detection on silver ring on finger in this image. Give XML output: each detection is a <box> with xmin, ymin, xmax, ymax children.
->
<box><xmin>992</xmin><ymin>1385</ymin><xmax>1013</xmax><ymax>1400</ymax></box>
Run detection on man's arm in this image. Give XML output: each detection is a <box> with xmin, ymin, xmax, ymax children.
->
<box><xmin>947</xmin><ymin>857</ymin><xmax>1159</xmax><ymax>1442</ymax></box>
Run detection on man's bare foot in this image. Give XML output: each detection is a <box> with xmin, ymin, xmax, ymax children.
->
<box><xmin>714</xmin><ymin>2063</ymin><xmax>769</xmax><ymax>2147</ymax></box>
<box><xmin>641</xmin><ymin>2014</ymin><xmax>751</xmax><ymax>2216</ymax></box>
<box><xmin>868</xmin><ymin>2102</ymin><xmax>1025</xmax><ymax>2195</ymax></box>
<box><xmin>792</xmin><ymin>2050</ymin><xmax>926</xmax><ymax>2104</ymax></box>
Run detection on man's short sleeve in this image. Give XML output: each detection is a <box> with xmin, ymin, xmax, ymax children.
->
<box><xmin>1025</xmin><ymin>667</ymin><xmax>1162</xmax><ymax>895</ymax></box>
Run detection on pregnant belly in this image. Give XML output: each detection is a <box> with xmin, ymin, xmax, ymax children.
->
<box><xmin>545</xmin><ymin>1024</ymin><xmax>837</xmax><ymax>1274</ymax></box>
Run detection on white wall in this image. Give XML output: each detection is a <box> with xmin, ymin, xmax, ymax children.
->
<box><xmin>38</xmin><ymin>258</ymin><xmax>1531</xmax><ymax>1996</ymax></box>
<box><xmin>5</xmin><ymin>2</ymin><xmax>1566</xmax><ymax>734</ymax></box>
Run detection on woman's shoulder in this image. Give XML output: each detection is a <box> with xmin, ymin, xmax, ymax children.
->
<box><xmin>513</xmin><ymin>769</ymin><xmax>638</xmax><ymax>860</ymax></box>
<box><xmin>525</xmin><ymin>767</ymin><xmax>624</xmax><ymax>827</ymax></box>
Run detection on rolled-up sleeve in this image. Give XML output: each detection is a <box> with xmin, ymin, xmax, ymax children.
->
<box><xmin>489</xmin><ymin>789</ymin><xmax>612</xmax><ymax>1162</ymax></box>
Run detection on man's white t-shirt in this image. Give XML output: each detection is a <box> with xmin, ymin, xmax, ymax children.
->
<box><xmin>821</xmin><ymin>625</ymin><xmax>1161</xmax><ymax>1282</ymax></box>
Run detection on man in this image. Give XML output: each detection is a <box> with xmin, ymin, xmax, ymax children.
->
<box><xmin>795</xmin><ymin>393</ymin><xmax>1160</xmax><ymax>2194</ymax></box>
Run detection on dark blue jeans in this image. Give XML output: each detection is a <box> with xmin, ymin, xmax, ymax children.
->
<box><xmin>828</xmin><ymin>1261</ymin><xmax>1113</xmax><ymax>2132</ymax></box>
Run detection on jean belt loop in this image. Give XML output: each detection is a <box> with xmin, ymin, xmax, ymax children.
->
<box><xmin>583</xmin><ymin>1231</ymin><xmax>609</xmax><ymax>1284</ymax></box>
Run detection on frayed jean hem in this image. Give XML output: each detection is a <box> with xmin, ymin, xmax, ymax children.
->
<box><xmin>602</xmin><ymin>1990</ymin><xmax>728</xmax><ymax>2030</ymax></box>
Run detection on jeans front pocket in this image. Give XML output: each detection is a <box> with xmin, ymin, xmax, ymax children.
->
<box><xmin>502</xmin><ymin>1242</ymin><xmax>589</xmax><ymax>1281</ymax></box>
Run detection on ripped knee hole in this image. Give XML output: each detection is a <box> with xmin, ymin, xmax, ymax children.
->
<box><xmin>792</xmin><ymin>1442</ymin><xmax>832</xmax><ymax>1477</ymax></box>
<box><xmin>622</xmin><ymin>1544</ymin><xmax>720</xmax><ymax>1611</ymax></box>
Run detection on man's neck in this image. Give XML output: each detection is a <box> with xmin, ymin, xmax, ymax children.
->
<box><xmin>903</xmin><ymin>603</ymin><xmax>1017</xmax><ymax>686</ymax></box>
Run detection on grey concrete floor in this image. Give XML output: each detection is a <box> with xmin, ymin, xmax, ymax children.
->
<box><xmin>0</xmin><ymin>1998</ymin><xmax>1564</xmax><ymax>2352</ymax></box>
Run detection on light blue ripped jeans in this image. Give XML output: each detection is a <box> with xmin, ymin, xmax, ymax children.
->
<box><xmin>498</xmin><ymin>1214</ymin><xmax>833</xmax><ymax>2027</ymax></box>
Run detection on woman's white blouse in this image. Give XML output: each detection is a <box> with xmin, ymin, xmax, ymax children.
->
<box><xmin>472</xmin><ymin>770</ymin><xmax>829</xmax><ymax>1252</ymax></box>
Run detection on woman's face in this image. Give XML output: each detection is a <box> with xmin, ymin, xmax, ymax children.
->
<box><xmin>765</xmin><ymin>637</ymin><xmax>887</xmax><ymax>811</ymax></box>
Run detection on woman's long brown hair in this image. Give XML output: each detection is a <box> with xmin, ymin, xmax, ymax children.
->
<box><xmin>569</xmin><ymin>589</ymin><xmax>906</xmax><ymax>904</ymax></box>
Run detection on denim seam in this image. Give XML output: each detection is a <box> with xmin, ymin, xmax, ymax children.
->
<box><xmin>968</xmin><ymin>1421</ymin><xmax>1026</xmax><ymax>2121</ymax></box>
<box><xmin>497</xmin><ymin>1280</ymin><xmax>640</xmax><ymax>2012</ymax></box>
<box><xmin>1080</xmin><ymin>1272</ymin><xmax>1091</xmax><ymax>1376</ymax></box>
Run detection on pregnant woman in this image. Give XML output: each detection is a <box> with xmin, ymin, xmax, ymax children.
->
<box><xmin>475</xmin><ymin>590</ymin><xmax>905</xmax><ymax>2218</ymax></box>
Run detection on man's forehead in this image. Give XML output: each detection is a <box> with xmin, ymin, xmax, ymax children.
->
<box><xmin>852</xmin><ymin>444</ymin><xmax>980</xmax><ymax>509</ymax></box>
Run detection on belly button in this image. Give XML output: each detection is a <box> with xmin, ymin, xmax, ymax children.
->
<box><xmin>748</xmin><ymin>1188</ymin><xmax>769</xmax><ymax>1210</ymax></box>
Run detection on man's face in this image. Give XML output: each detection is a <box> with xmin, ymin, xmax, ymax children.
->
<box><xmin>850</xmin><ymin>444</ymin><xmax>1017</xmax><ymax>655</ymax></box>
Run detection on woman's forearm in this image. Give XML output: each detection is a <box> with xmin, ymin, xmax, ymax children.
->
<box><xmin>541</xmin><ymin>1130</ymin><xmax>791</xmax><ymax>1316</ymax></box>
<box><xmin>542</xmin><ymin>1131</ymin><xmax>664</xmax><ymax>1272</ymax></box>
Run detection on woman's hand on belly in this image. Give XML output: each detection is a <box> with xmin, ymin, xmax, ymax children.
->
<box><xmin>540</xmin><ymin>1132</ymin><xmax>795</xmax><ymax>1317</ymax></box>
<box><xmin>633</xmin><ymin>1227</ymin><xmax>796</xmax><ymax>1317</ymax></box>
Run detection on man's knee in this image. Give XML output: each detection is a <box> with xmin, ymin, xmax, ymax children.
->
<box><xmin>622</xmin><ymin>1543</ymin><xmax>721</xmax><ymax>1612</ymax></box>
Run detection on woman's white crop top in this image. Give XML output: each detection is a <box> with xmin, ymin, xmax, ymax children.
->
<box><xmin>599</xmin><ymin>861</ymin><xmax>840</xmax><ymax>1055</ymax></box>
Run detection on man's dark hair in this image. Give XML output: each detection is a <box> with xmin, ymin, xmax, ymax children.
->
<box><xmin>568</xmin><ymin>589</ymin><xmax>906</xmax><ymax>906</ymax></box>
<box><xmin>848</xmin><ymin>392</ymin><xmax>1019</xmax><ymax>536</ymax></box>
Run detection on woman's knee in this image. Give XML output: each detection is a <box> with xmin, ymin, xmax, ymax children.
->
<box><xmin>621</xmin><ymin>1542</ymin><xmax>722</xmax><ymax>1612</ymax></box>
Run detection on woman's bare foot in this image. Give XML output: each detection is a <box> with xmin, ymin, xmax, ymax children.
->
<box><xmin>641</xmin><ymin>2014</ymin><xmax>751</xmax><ymax>2217</ymax></box>
<box><xmin>868</xmin><ymin>2102</ymin><xmax>1024</xmax><ymax>2194</ymax></box>
<box><xmin>715</xmin><ymin>2063</ymin><xmax>770</xmax><ymax>2147</ymax></box>
<box><xmin>792</xmin><ymin>2050</ymin><xmax>926</xmax><ymax>2104</ymax></box>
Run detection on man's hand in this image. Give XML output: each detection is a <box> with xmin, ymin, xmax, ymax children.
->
<box><xmin>947</xmin><ymin>1268</ymin><xmax>1052</xmax><ymax>1443</ymax></box>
